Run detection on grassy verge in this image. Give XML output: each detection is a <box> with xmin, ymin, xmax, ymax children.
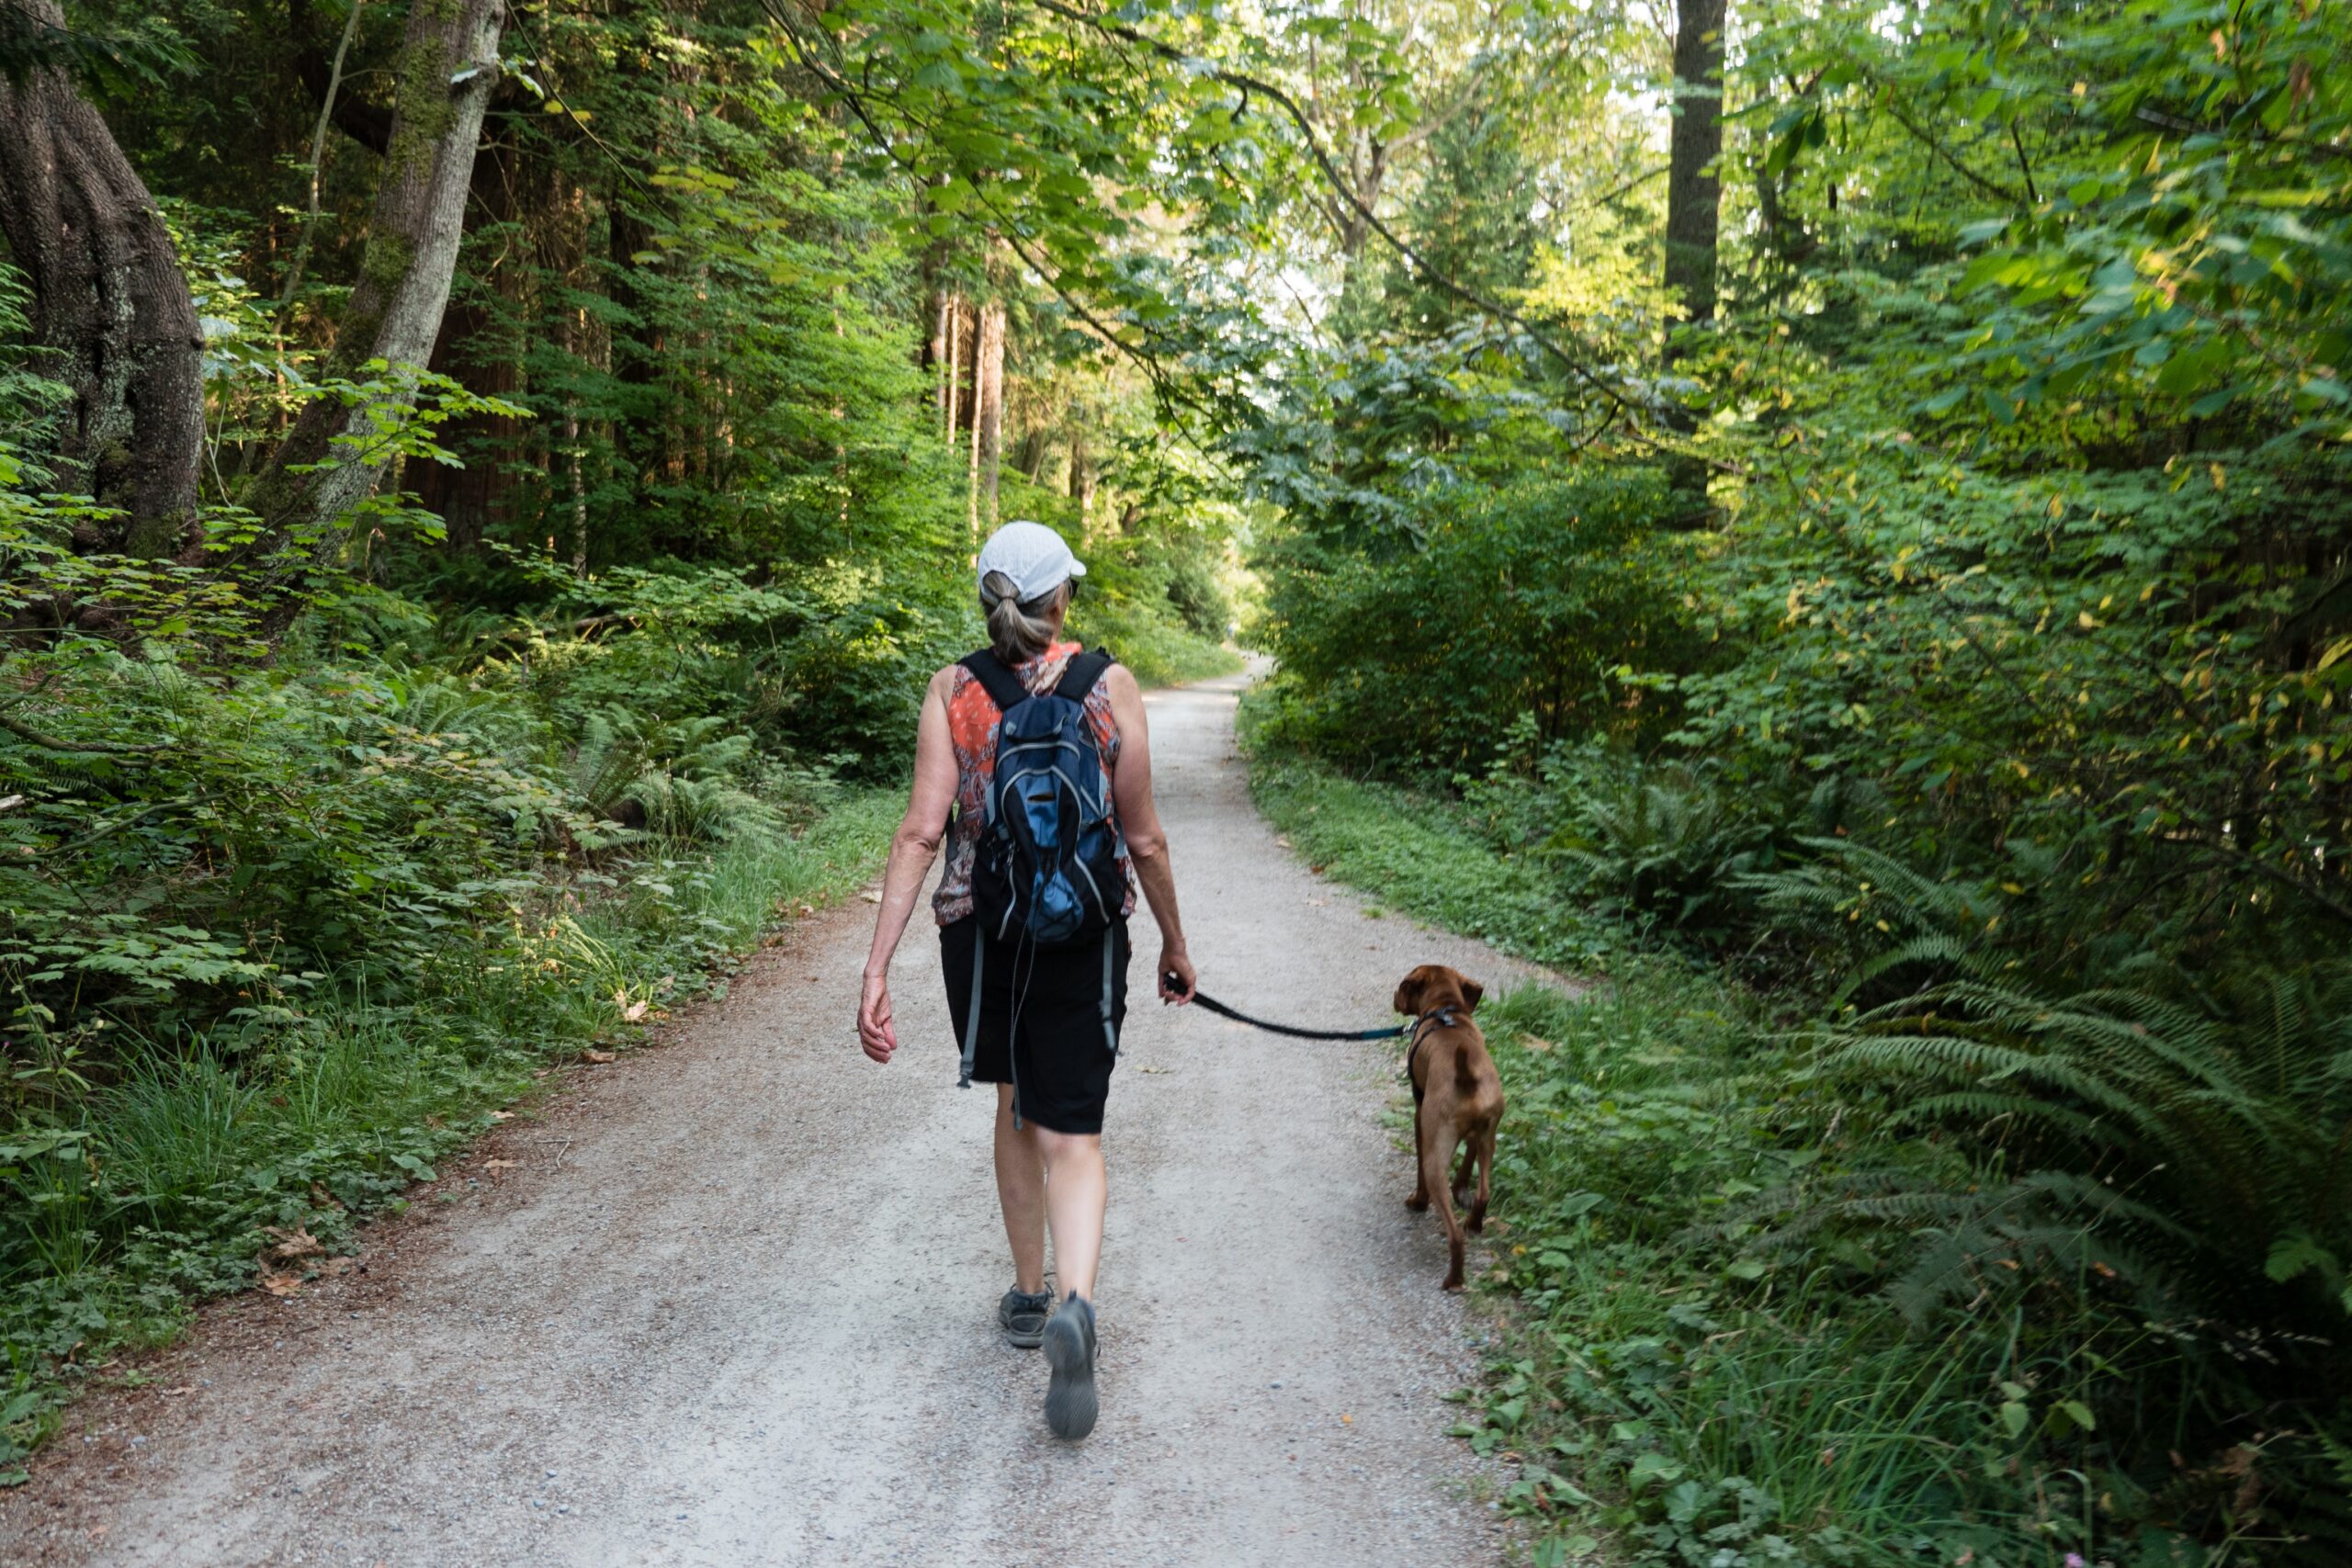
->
<box><xmin>1243</xmin><ymin>745</ymin><xmax>1614</xmax><ymax>970</ymax></box>
<box><xmin>0</xmin><ymin>791</ymin><xmax>896</xmax><ymax>1478</ymax></box>
<box><xmin>1464</xmin><ymin>977</ymin><xmax>2056</xmax><ymax>1567</ymax></box>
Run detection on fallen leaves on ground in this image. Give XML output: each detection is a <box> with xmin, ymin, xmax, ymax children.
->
<box><xmin>580</xmin><ymin>1049</ymin><xmax>616</xmax><ymax>1064</ymax></box>
<box><xmin>263</xmin><ymin>1225</ymin><xmax>322</xmax><ymax>1264</ymax></box>
<box><xmin>622</xmin><ymin>999</ymin><xmax>650</xmax><ymax>1022</ymax></box>
<box><xmin>484</xmin><ymin>1157</ymin><xmax>519</xmax><ymax>1171</ymax></box>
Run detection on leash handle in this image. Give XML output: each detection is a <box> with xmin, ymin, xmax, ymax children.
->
<box><xmin>1172</xmin><ymin>980</ymin><xmax>1408</xmax><ymax>1042</ymax></box>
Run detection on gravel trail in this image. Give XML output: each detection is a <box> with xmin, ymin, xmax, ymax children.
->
<box><xmin>0</xmin><ymin>671</ymin><xmax>1552</xmax><ymax>1567</ymax></box>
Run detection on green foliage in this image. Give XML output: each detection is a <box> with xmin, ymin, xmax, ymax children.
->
<box><xmin>1806</xmin><ymin>959</ymin><xmax>2352</xmax><ymax>1358</ymax></box>
<box><xmin>1254</xmin><ymin>474</ymin><xmax>1702</xmax><ymax>769</ymax></box>
<box><xmin>1242</xmin><ymin>735</ymin><xmax>1614</xmax><ymax>969</ymax></box>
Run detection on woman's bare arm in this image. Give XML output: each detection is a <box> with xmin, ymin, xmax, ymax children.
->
<box><xmin>857</xmin><ymin>667</ymin><xmax>959</xmax><ymax>1061</ymax></box>
<box><xmin>1104</xmin><ymin>666</ymin><xmax>1194</xmax><ymax>1004</ymax></box>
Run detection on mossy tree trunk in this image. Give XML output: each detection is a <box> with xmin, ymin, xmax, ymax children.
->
<box><xmin>252</xmin><ymin>0</ymin><xmax>508</xmax><ymax>545</ymax></box>
<box><xmin>1662</xmin><ymin>0</ymin><xmax>1726</xmax><ymax>344</ymax></box>
<box><xmin>0</xmin><ymin>0</ymin><xmax>204</xmax><ymax>558</ymax></box>
<box><xmin>1659</xmin><ymin>0</ymin><xmax>1726</xmax><ymax>525</ymax></box>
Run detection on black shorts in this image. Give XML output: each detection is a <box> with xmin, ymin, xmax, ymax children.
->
<box><xmin>940</xmin><ymin>917</ymin><xmax>1130</xmax><ymax>1135</ymax></box>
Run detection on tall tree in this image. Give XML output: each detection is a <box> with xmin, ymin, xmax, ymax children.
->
<box><xmin>0</xmin><ymin>0</ymin><xmax>203</xmax><ymax>557</ymax></box>
<box><xmin>1069</xmin><ymin>427</ymin><xmax>1092</xmax><ymax>527</ymax></box>
<box><xmin>973</xmin><ymin>297</ymin><xmax>1006</xmax><ymax>526</ymax></box>
<box><xmin>1661</xmin><ymin>0</ymin><xmax>1726</xmax><ymax>339</ymax></box>
<box><xmin>250</xmin><ymin>0</ymin><xmax>508</xmax><ymax>542</ymax></box>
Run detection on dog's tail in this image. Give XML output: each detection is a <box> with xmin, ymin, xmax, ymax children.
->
<box><xmin>1453</xmin><ymin>1040</ymin><xmax>1478</xmax><ymax>1093</ymax></box>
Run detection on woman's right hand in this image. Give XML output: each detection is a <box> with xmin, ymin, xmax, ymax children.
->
<box><xmin>858</xmin><ymin>972</ymin><xmax>898</xmax><ymax>1063</ymax></box>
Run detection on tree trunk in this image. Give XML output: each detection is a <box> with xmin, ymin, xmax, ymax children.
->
<box><xmin>930</xmin><ymin>289</ymin><xmax>953</xmax><ymax>433</ymax></box>
<box><xmin>944</xmin><ymin>294</ymin><xmax>963</xmax><ymax>442</ymax></box>
<box><xmin>0</xmin><ymin>0</ymin><xmax>205</xmax><ymax>558</ymax></box>
<box><xmin>974</xmin><ymin>298</ymin><xmax>1005</xmax><ymax>527</ymax></box>
<box><xmin>607</xmin><ymin>197</ymin><xmax>669</xmax><ymax>513</ymax></box>
<box><xmin>1662</xmin><ymin>0</ymin><xmax>1727</xmax><ymax>341</ymax></box>
<box><xmin>965</xmin><ymin>305</ymin><xmax>981</xmax><ymax>539</ymax></box>
<box><xmin>1015</xmin><ymin>427</ymin><xmax>1049</xmax><ymax>482</ymax></box>
<box><xmin>1069</xmin><ymin>430</ymin><xmax>1093</xmax><ymax>534</ymax></box>
<box><xmin>250</xmin><ymin>0</ymin><xmax>508</xmax><ymax>543</ymax></box>
<box><xmin>412</xmin><ymin>130</ymin><xmax>521</xmax><ymax>552</ymax></box>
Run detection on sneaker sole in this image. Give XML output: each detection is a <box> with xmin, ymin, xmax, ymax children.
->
<box><xmin>1000</xmin><ymin>1318</ymin><xmax>1046</xmax><ymax>1350</ymax></box>
<box><xmin>1042</xmin><ymin>1312</ymin><xmax>1098</xmax><ymax>1439</ymax></box>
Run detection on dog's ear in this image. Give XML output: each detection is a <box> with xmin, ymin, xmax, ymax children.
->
<box><xmin>1392</xmin><ymin>971</ymin><xmax>1422</xmax><ymax>1018</ymax></box>
<box><xmin>1461</xmin><ymin>976</ymin><xmax>1485</xmax><ymax>1012</ymax></box>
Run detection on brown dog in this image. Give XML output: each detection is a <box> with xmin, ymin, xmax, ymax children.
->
<box><xmin>1394</xmin><ymin>964</ymin><xmax>1505</xmax><ymax>1291</ymax></box>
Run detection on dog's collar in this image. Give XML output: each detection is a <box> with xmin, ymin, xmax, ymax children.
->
<box><xmin>1412</xmin><ymin>1005</ymin><xmax>1464</xmax><ymax>1037</ymax></box>
<box><xmin>1405</xmin><ymin>1005</ymin><xmax>1465</xmax><ymax>1066</ymax></box>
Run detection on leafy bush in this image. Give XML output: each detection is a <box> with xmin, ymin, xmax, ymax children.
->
<box><xmin>1160</xmin><ymin>547</ymin><xmax>1233</xmax><ymax>639</ymax></box>
<box><xmin>1253</xmin><ymin>473</ymin><xmax>1704</xmax><ymax>768</ymax></box>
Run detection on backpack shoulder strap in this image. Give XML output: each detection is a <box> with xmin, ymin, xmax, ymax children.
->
<box><xmin>1053</xmin><ymin>648</ymin><xmax>1116</xmax><ymax>705</ymax></box>
<box><xmin>959</xmin><ymin>649</ymin><xmax>1031</xmax><ymax>715</ymax></box>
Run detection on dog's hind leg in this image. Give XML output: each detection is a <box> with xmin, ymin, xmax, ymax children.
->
<box><xmin>1406</xmin><ymin>1101</ymin><xmax>1430</xmax><ymax>1211</ymax></box>
<box><xmin>1467</xmin><ymin>1122</ymin><xmax>1496</xmax><ymax>1233</ymax></box>
<box><xmin>1422</xmin><ymin>1134</ymin><xmax>1466</xmax><ymax>1291</ymax></box>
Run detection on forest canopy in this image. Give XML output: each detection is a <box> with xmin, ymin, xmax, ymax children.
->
<box><xmin>4</xmin><ymin>0</ymin><xmax>2351</xmax><ymax>1561</ymax></box>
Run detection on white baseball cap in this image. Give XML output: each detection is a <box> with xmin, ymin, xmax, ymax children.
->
<box><xmin>976</xmin><ymin>519</ymin><xmax>1087</xmax><ymax>605</ymax></box>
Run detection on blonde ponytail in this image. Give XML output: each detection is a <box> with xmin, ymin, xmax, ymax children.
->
<box><xmin>980</xmin><ymin>570</ymin><xmax>1062</xmax><ymax>663</ymax></box>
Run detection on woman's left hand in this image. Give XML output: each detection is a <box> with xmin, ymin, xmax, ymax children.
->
<box><xmin>858</xmin><ymin>972</ymin><xmax>898</xmax><ymax>1063</ymax></box>
<box><xmin>1158</xmin><ymin>947</ymin><xmax>1196</xmax><ymax>1005</ymax></box>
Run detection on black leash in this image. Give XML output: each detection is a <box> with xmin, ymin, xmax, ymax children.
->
<box><xmin>1174</xmin><ymin>982</ymin><xmax>1410</xmax><ymax>1043</ymax></box>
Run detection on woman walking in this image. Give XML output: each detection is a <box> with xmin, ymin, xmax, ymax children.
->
<box><xmin>855</xmin><ymin>519</ymin><xmax>1196</xmax><ymax>1440</ymax></box>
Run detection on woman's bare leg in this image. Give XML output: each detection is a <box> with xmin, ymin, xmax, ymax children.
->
<box><xmin>1031</xmin><ymin>1127</ymin><xmax>1106</xmax><ymax>1301</ymax></box>
<box><xmin>993</xmin><ymin>1084</ymin><xmax>1047</xmax><ymax>1293</ymax></box>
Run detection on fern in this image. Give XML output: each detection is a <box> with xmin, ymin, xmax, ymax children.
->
<box><xmin>1806</xmin><ymin>958</ymin><xmax>2352</xmax><ymax>1366</ymax></box>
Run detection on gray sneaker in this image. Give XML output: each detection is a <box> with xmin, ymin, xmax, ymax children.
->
<box><xmin>998</xmin><ymin>1286</ymin><xmax>1052</xmax><ymax>1349</ymax></box>
<box><xmin>1042</xmin><ymin>1294</ymin><xmax>1098</xmax><ymax>1439</ymax></box>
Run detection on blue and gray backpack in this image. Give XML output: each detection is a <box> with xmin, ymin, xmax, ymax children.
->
<box><xmin>956</xmin><ymin>646</ymin><xmax>1125</xmax><ymax>1088</ymax></box>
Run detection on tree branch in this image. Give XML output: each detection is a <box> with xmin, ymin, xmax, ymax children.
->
<box><xmin>1877</xmin><ymin>94</ymin><xmax>2030</xmax><ymax>207</ymax></box>
<box><xmin>1023</xmin><ymin>0</ymin><xmax>1643</xmax><ymax>425</ymax></box>
<box><xmin>0</xmin><ymin>711</ymin><xmax>170</xmax><ymax>754</ymax></box>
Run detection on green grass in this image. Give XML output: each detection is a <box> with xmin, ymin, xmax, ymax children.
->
<box><xmin>1243</xmin><ymin>744</ymin><xmax>1615</xmax><ymax>969</ymax></box>
<box><xmin>0</xmin><ymin>790</ymin><xmax>895</xmax><ymax>1478</ymax></box>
